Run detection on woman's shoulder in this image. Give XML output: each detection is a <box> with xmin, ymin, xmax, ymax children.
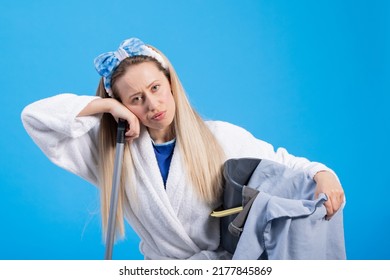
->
<box><xmin>204</xmin><ymin>120</ymin><xmax>274</xmax><ymax>159</ymax></box>
<box><xmin>205</xmin><ymin>120</ymin><xmax>259</xmax><ymax>150</ymax></box>
<box><xmin>205</xmin><ymin>120</ymin><xmax>253</xmax><ymax>137</ymax></box>
<box><xmin>205</xmin><ymin>120</ymin><xmax>253</xmax><ymax>157</ymax></box>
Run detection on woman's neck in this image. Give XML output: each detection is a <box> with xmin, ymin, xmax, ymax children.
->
<box><xmin>148</xmin><ymin>125</ymin><xmax>175</xmax><ymax>144</ymax></box>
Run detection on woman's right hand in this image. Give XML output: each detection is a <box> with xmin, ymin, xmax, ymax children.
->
<box><xmin>107</xmin><ymin>98</ymin><xmax>140</xmax><ymax>142</ymax></box>
<box><xmin>78</xmin><ymin>97</ymin><xmax>140</xmax><ymax>142</ymax></box>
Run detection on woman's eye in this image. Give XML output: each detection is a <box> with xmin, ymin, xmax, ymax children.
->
<box><xmin>131</xmin><ymin>96</ymin><xmax>143</xmax><ymax>104</ymax></box>
<box><xmin>151</xmin><ymin>85</ymin><xmax>160</xmax><ymax>92</ymax></box>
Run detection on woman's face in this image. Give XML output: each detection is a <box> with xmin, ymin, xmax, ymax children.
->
<box><xmin>115</xmin><ymin>62</ymin><xmax>176</xmax><ymax>143</ymax></box>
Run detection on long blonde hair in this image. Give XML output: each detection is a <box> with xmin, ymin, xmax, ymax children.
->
<box><xmin>96</xmin><ymin>47</ymin><xmax>226</xmax><ymax>239</ymax></box>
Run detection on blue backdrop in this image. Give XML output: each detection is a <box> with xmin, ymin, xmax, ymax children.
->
<box><xmin>1</xmin><ymin>0</ymin><xmax>389</xmax><ymax>260</ymax></box>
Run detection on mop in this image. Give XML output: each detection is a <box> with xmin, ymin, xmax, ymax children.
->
<box><xmin>104</xmin><ymin>119</ymin><xmax>127</xmax><ymax>260</ymax></box>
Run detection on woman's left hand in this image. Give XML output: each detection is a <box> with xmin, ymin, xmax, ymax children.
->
<box><xmin>313</xmin><ymin>171</ymin><xmax>345</xmax><ymax>220</ymax></box>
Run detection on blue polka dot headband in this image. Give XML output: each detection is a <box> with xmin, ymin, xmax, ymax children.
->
<box><xmin>94</xmin><ymin>38</ymin><xmax>167</xmax><ymax>97</ymax></box>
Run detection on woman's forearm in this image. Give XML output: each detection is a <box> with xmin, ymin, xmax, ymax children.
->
<box><xmin>78</xmin><ymin>96</ymin><xmax>141</xmax><ymax>142</ymax></box>
<box><xmin>77</xmin><ymin>97</ymin><xmax>116</xmax><ymax>117</ymax></box>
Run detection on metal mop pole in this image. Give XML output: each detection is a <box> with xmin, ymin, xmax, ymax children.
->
<box><xmin>104</xmin><ymin>119</ymin><xmax>127</xmax><ymax>260</ymax></box>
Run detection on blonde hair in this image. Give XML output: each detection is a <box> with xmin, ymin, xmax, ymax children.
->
<box><xmin>96</xmin><ymin>47</ymin><xmax>226</xmax><ymax>239</ymax></box>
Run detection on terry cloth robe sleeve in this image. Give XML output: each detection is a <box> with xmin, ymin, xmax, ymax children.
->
<box><xmin>21</xmin><ymin>93</ymin><xmax>102</xmax><ymax>186</ymax></box>
<box><xmin>206</xmin><ymin>121</ymin><xmax>336</xmax><ymax>179</ymax></box>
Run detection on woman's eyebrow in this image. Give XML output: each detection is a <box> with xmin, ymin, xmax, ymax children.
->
<box><xmin>126</xmin><ymin>80</ymin><xmax>160</xmax><ymax>98</ymax></box>
<box><xmin>147</xmin><ymin>80</ymin><xmax>159</xmax><ymax>88</ymax></box>
<box><xmin>128</xmin><ymin>91</ymin><xmax>142</xmax><ymax>98</ymax></box>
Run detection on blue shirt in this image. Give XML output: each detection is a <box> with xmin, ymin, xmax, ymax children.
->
<box><xmin>152</xmin><ymin>139</ymin><xmax>176</xmax><ymax>187</ymax></box>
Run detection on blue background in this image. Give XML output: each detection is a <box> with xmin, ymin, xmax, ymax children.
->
<box><xmin>1</xmin><ymin>0</ymin><xmax>389</xmax><ymax>260</ymax></box>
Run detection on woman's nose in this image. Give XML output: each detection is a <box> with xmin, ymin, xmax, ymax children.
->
<box><xmin>146</xmin><ymin>94</ymin><xmax>159</xmax><ymax>111</ymax></box>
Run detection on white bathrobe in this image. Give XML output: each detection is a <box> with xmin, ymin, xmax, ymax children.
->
<box><xmin>21</xmin><ymin>93</ymin><xmax>332</xmax><ymax>260</ymax></box>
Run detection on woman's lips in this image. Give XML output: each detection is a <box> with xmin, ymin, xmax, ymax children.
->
<box><xmin>152</xmin><ymin>111</ymin><xmax>166</xmax><ymax>121</ymax></box>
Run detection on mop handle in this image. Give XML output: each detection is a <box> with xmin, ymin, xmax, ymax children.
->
<box><xmin>104</xmin><ymin>119</ymin><xmax>127</xmax><ymax>260</ymax></box>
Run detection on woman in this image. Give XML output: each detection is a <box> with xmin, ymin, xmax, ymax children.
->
<box><xmin>21</xmin><ymin>38</ymin><xmax>344</xmax><ymax>260</ymax></box>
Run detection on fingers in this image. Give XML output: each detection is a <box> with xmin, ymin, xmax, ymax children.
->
<box><xmin>109</xmin><ymin>100</ymin><xmax>140</xmax><ymax>142</ymax></box>
<box><xmin>113</xmin><ymin>116</ymin><xmax>139</xmax><ymax>142</ymax></box>
<box><xmin>324</xmin><ymin>191</ymin><xmax>344</xmax><ymax>220</ymax></box>
<box><xmin>324</xmin><ymin>200</ymin><xmax>335</xmax><ymax>220</ymax></box>
<box><xmin>313</xmin><ymin>171</ymin><xmax>345</xmax><ymax>220</ymax></box>
<box><xmin>124</xmin><ymin>117</ymin><xmax>140</xmax><ymax>142</ymax></box>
